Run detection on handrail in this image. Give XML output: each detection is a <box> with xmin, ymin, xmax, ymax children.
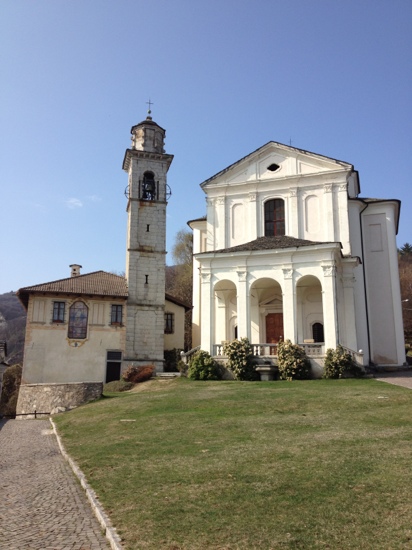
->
<box><xmin>0</xmin><ymin>410</ymin><xmax>50</xmax><ymax>419</ymax></box>
<box><xmin>180</xmin><ymin>345</ymin><xmax>201</xmax><ymax>364</ymax></box>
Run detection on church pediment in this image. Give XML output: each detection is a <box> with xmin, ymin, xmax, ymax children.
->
<box><xmin>200</xmin><ymin>141</ymin><xmax>352</xmax><ymax>189</ymax></box>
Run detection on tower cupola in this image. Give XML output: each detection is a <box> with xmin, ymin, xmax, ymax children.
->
<box><xmin>130</xmin><ymin>114</ymin><xmax>166</xmax><ymax>154</ymax></box>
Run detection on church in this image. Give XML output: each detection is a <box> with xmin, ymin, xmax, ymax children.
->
<box><xmin>15</xmin><ymin>114</ymin><xmax>405</xmax><ymax>414</ymax></box>
<box><xmin>189</xmin><ymin>141</ymin><xmax>405</xmax><ymax>371</ymax></box>
<box><xmin>16</xmin><ymin>113</ymin><xmax>190</xmax><ymax>415</ymax></box>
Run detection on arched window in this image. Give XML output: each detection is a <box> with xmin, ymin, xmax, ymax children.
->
<box><xmin>68</xmin><ymin>301</ymin><xmax>88</xmax><ymax>339</ymax></box>
<box><xmin>142</xmin><ymin>171</ymin><xmax>156</xmax><ymax>200</ymax></box>
<box><xmin>264</xmin><ymin>199</ymin><xmax>285</xmax><ymax>236</ymax></box>
<box><xmin>312</xmin><ymin>322</ymin><xmax>324</xmax><ymax>343</ymax></box>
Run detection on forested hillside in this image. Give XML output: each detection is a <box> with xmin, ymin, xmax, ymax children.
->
<box><xmin>0</xmin><ymin>292</ymin><xmax>26</xmax><ymax>364</ymax></box>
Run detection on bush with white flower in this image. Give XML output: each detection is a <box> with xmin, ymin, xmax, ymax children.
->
<box><xmin>277</xmin><ymin>339</ymin><xmax>311</xmax><ymax>380</ymax></box>
<box><xmin>323</xmin><ymin>345</ymin><xmax>363</xmax><ymax>379</ymax></box>
<box><xmin>223</xmin><ymin>338</ymin><xmax>259</xmax><ymax>381</ymax></box>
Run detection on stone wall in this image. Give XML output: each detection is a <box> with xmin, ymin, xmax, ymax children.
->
<box><xmin>16</xmin><ymin>382</ymin><xmax>103</xmax><ymax>417</ymax></box>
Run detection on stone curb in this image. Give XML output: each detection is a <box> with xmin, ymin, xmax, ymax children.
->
<box><xmin>50</xmin><ymin>418</ymin><xmax>123</xmax><ymax>550</ymax></box>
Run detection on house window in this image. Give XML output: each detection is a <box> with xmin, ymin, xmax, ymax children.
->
<box><xmin>68</xmin><ymin>301</ymin><xmax>88</xmax><ymax>339</ymax></box>
<box><xmin>52</xmin><ymin>301</ymin><xmax>65</xmax><ymax>323</ymax></box>
<box><xmin>165</xmin><ymin>312</ymin><xmax>174</xmax><ymax>334</ymax></box>
<box><xmin>111</xmin><ymin>305</ymin><xmax>123</xmax><ymax>325</ymax></box>
<box><xmin>264</xmin><ymin>199</ymin><xmax>285</xmax><ymax>236</ymax></box>
<box><xmin>312</xmin><ymin>322</ymin><xmax>324</xmax><ymax>343</ymax></box>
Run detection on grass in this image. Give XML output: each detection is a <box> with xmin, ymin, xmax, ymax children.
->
<box><xmin>54</xmin><ymin>378</ymin><xmax>412</xmax><ymax>549</ymax></box>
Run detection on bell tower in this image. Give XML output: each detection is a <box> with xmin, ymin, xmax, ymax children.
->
<box><xmin>122</xmin><ymin>111</ymin><xmax>173</xmax><ymax>371</ymax></box>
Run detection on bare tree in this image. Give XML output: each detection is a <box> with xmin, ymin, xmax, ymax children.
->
<box><xmin>166</xmin><ymin>229</ymin><xmax>193</xmax><ymax>349</ymax></box>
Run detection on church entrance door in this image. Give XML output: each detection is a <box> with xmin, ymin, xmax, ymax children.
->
<box><xmin>266</xmin><ymin>313</ymin><xmax>284</xmax><ymax>353</ymax></box>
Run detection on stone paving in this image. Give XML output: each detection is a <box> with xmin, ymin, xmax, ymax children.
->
<box><xmin>374</xmin><ymin>370</ymin><xmax>412</xmax><ymax>390</ymax></box>
<box><xmin>0</xmin><ymin>419</ymin><xmax>110</xmax><ymax>550</ymax></box>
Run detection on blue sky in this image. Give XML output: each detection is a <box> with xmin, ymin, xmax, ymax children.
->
<box><xmin>1</xmin><ymin>0</ymin><xmax>411</xmax><ymax>293</ymax></box>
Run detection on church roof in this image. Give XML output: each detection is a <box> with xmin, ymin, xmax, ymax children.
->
<box><xmin>17</xmin><ymin>271</ymin><xmax>128</xmax><ymax>309</ymax></box>
<box><xmin>199</xmin><ymin>235</ymin><xmax>340</xmax><ymax>255</ymax></box>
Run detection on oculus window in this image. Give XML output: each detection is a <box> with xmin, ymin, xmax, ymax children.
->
<box><xmin>264</xmin><ymin>199</ymin><xmax>285</xmax><ymax>236</ymax></box>
<box><xmin>68</xmin><ymin>301</ymin><xmax>88</xmax><ymax>339</ymax></box>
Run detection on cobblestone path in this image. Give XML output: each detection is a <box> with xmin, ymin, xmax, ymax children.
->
<box><xmin>0</xmin><ymin>419</ymin><xmax>110</xmax><ymax>550</ymax></box>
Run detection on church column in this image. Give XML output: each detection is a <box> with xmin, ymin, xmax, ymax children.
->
<box><xmin>321</xmin><ymin>263</ymin><xmax>338</xmax><ymax>349</ymax></box>
<box><xmin>282</xmin><ymin>266</ymin><xmax>297</xmax><ymax>343</ymax></box>
<box><xmin>206</xmin><ymin>198</ymin><xmax>215</xmax><ymax>250</ymax></box>
<box><xmin>323</xmin><ymin>184</ymin><xmax>335</xmax><ymax>242</ymax></box>
<box><xmin>236</xmin><ymin>269</ymin><xmax>249</xmax><ymax>340</ymax></box>
<box><xmin>200</xmin><ymin>269</ymin><xmax>213</xmax><ymax>355</ymax></box>
<box><xmin>215</xmin><ymin>196</ymin><xmax>226</xmax><ymax>249</ymax></box>
<box><xmin>289</xmin><ymin>188</ymin><xmax>299</xmax><ymax>237</ymax></box>
<box><xmin>248</xmin><ymin>193</ymin><xmax>258</xmax><ymax>240</ymax></box>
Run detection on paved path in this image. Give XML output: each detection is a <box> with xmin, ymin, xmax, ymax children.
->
<box><xmin>374</xmin><ymin>370</ymin><xmax>412</xmax><ymax>390</ymax></box>
<box><xmin>0</xmin><ymin>419</ymin><xmax>110</xmax><ymax>550</ymax></box>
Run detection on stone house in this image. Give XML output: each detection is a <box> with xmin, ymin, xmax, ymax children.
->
<box><xmin>189</xmin><ymin>141</ymin><xmax>405</xmax><ymax>371</ymax></box>
<box><xmin>16</xmin><ymin>265</ymin><xmax>189</xmax><ymax>415</ymax></box>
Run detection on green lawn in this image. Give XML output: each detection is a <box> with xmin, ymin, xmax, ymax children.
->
<box><xmin>54</xmin><ymin>378</ymin><xmax>412</xmax><ymax>550</ymax></box>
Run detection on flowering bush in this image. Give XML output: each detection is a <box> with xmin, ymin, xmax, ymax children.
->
<box><xmin>277</xmin><ymin>339</ymin><xmax>311</xmax><ymax>380</ymax></box>
<box><xmin>323</xmin><ymin>345</ymin><xmax>363</xmax><ymax>378</ymax></box>
<box><xmin>122</xmin><ymin>364</ymin><xmax>155</xmax><ymax>384</ymax></box>
<box><xmin>188</xmin><ymin>350</ymin><xmax>222</xmax><ymax>380</ymax></box>
<box><xmin>223</xmin><ymin>338</ymin><xmax>259</xmax><ymax>381</ymax></box>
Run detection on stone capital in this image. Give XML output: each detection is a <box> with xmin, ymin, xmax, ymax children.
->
<box><xmin>322</xmin><ymin>265</ymin><xmax>336</xmax><ymax>277</ymax></box>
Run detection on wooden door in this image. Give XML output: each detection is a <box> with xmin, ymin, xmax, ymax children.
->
<box><xmin>266</xmin><ymin>313</ymin><xmax>284</xmax><ymax>344</ymax></box>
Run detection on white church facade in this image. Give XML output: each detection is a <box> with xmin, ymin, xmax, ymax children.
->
<box><xmin>189</xmin><ymin>141</ymin><xmax>405</xmax><ymax>369</ymax></box>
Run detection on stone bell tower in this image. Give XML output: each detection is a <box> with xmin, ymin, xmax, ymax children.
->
<box><xmin>122</xmin><ymin>111</ymin><xmax>174</xmax><ymax>371</ymax></box>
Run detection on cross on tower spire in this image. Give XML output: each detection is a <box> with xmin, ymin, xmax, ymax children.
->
<box><xmin>146</xmin><ymin>98</ymin><xmax>153</xmax><ymax>115</ymax></box>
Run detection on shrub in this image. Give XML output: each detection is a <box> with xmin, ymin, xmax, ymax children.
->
<box><xmin>187</xmin><ymin>350</ymin><xmax>222</xmax><ymax>380</ymax></box>
<box><xmin>0</xmin><ymin>363</ymin><xmax>22</xmax><ymax>417</ymax></box>
<box><xmin>277</xmin><ymin>339</ymin><xmax>311</xmax><ymax>380</ymax></box>
<box><xmin>223</xmin><ymin>338</ymin><xmax>259</xmax><ymax>381</ymax></box>
<box><xmin>323</xmin><ymin>345</ymin><xmax>363</xmax><ymax>379</ymax></box>
<box><xmin>103</xmin><ymin>380</ymin><xmax>134</xmax><ymax>393</ymax></box>
<box><xmin>122</xmin><ymin>364</ymin><xmax>155</xmax><ymax>384</ymax></box>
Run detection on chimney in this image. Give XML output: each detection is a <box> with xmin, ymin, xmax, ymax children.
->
<box><xmin>70</xmin><ymin>264</ymin><xmax>82</xmax><ymax>277</ymax></box>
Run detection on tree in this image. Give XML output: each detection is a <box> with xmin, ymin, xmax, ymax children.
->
<box><xmin>166</xmin><ymin>229</ymin><xmax>193</xmax><ymax>349</ymax></box>
<box><xmin>399</xmin><ymin>251</ymin><xmax>412</xmax><ymax>344</ymax></box>
<box><xmin>399</xmin><ymin>242</ymin><xmax>412</xmax><ymax>256</ymax></box>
